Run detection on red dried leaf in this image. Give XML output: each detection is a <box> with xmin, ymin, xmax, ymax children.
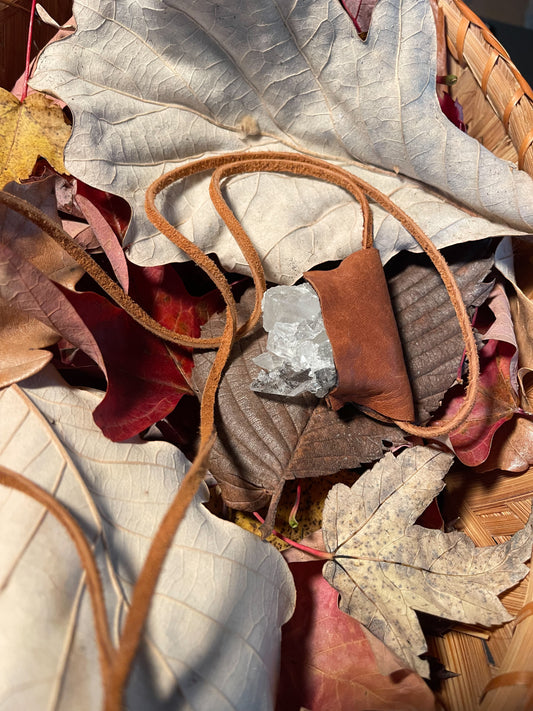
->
<box><xmin>276</xmin><ymin>561</ymin><xmax>437</xmax><ymax>711</ymax></box>
<box><xmin>74</xmin><ymin>193</ymin><xmax>130</xmax><ymax>291</ymax></box>
<box><xmin>438</xmin><ymin>93</ymin><xmax>466</xmax><ymax>132</ymax></box>
<box><xmin>340</xmin><ymin>0</ymin><xmax>379</xmax><ymax>34</ymax></box>
<box><xmin>437</xmin><ymin>340</ymin><xmax>520</xmax><ymax>466</ymax></box>
<box><xmin>76</xmin><ymin>181</ymin><xmax>130</xmax><ymax>242</ymax></box>
<box><xmin>59</xmin><ymin>264</ymin><xmax>222</xmax><ymax>441</ymax></box>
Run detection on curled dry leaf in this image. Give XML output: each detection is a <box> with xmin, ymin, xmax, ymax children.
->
<box><xmin>0</xmin><ymin>89</ymin><xmax>70</xmax><ymax>188</ymax></box>
<box><xmin>476</xmin><ymin>416</ymin><xmax>533</xmax><ymax>473</ymax></box>
<box><xmin>322</xmin><ymin>446</ymin><xmax>533</xmax><ymax>677</ymax></box>
<box><xmin>277</xmin><ymin>561</ymin><xmax>438</xmax><ymax>711</ymax></box>
<box><xmin>0</xmin><ymin>366</ymin><xmax>295</xmax><ymax>710</ymax></box>
<box><xmin>31</xmin><ymin>0</ymin><xmax>533</xmax><ymax>282</ymax></box>
<box><xmin>0</xmin><ymin>177</ymin><xmax>83</xmax><ymax>387</ymax></box>
<box><xmin>438</xmin><ymin>340</ymin><xmax>520</xmax><ymax>467</ymax></box>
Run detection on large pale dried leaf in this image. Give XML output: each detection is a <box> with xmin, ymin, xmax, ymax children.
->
<box><xmin>277</xmin><ymin>561</ymin><xmax>438</xmax><ymax>711</ymax></box>
<box><xmin>31</xmin><ymin>0</ymin><xmax>532</xmax><ymax>283</ymax></box>
<box><xmin>0</xmin><ymin>89</ymin><xmax>70</xmax><ymax>188</ymax></box>
<box><xmin>322</xmin><ymin>446</ymin><xmax>533</xmax><ymax>677</ymax></box>
<box><xmin>0</xmin><ymin>366</ymin><xmax>295</xmax><ymax>710</ymax></box>
<box><xmin>0</xmin><ymin>177</ymin><xmax>82</xmax><ymax>387</ymax></box>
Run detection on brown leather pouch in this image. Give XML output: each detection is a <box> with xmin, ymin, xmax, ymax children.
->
<box><xmin>304</xmin><ymin>247</ymin><xmax>414</xmax><ymax>421</ymax></box>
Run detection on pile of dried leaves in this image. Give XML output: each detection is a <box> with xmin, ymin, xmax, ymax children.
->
<box><xmin>2</xmin><ymin>0</ymin><xmax>533</xmax><ymax>709</ymax></box>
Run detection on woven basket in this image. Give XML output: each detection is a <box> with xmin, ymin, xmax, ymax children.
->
<box><xmin>428</xmin><ymin>2</ymin><xmax>533</xmax><ymax>709</ymax></box>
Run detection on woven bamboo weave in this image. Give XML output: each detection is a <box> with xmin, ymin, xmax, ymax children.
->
<box><xmin>429</xmin><ymin>4</ymin><xmax>533</xmax><ymax>709</ymax></box>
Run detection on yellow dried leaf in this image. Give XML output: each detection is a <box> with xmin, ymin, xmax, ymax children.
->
<box><xmin>0</xmin><ymin>89</ymin><xmax>70</xmax><ymax>188</ymax></box>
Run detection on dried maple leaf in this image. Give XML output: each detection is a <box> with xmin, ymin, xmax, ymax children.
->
<box><xmin>322</xmin><ymin>446</ymin><xmax>533</xmax><ymax>677</ymax></box>
<box><xmin>0</xmin><ymin>89</ymin><xmax>70</xmax><ymax>188</ymax></box>
<box><xmin>57</xmin><ymin>264</ymin><xmax>223</xmax><ymax>441</ymax></box>
<box><xmin>31</xmin><ymin>0</ymin><xmax>533</xmax><ymax>281</ymax></box>
<box><xmin>276</xmin><ymin>561</ymin><xmax>438</xmax><ymax>711</ymax></box>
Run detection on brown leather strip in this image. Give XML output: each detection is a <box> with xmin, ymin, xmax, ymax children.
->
<box><xmin>455</xmin><ymin>15</ymin><xmax>470</xmax><ymax>64</ymax></box>
<box><xmin>481</xmin><ymin>49</ymin><xmax>498</xmax><ymax>95</ymax></box>
<box><xmin>482</xmin><ymin>671</ymin><xmax>533</xmax><ymax>699</ymax></box>
<box><xmin>503</xmin><ymin>87</ymin><xmax>525</xmax><ymax>130</ymax></box>
<box><xmin>304</xmin><ymin>248</ymin><xmax>415</xmax><ymax>421</ymax></box>
<box><xmin>519</xmin><ymin>128</ymin><xmax>533</xmax><ymax>170</ymax></box>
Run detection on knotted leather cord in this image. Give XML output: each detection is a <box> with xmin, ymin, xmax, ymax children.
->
<box><xmin>0</xmin><ymin>152</ymin><xmax>480</xmax><ymax>708</ymax></box>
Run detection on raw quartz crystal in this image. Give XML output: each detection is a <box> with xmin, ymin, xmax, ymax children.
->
<box><xmin>251</xmin><ymin>283</ymin><xmax>338</xmax><ymax>398</ymax></box>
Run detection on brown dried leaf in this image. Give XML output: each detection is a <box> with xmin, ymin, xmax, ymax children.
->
<box><xmin>389</xmin><ymin>242</ymin><xmax>493</xmax><ymax>421</ymax></box>
<box><xmin>0</xmin><ymin>178</ymin><xmax>82</xmax><ymax>387</ymax></box>
<box><xmin>322</xmin><ymin>446</ymin><xmax>533</xmax><ymax>677</ymax></box>
<box><xmin>476</xmin><ymin>416</ymin><xmax>533</xmax><ymax>473</ymax></box>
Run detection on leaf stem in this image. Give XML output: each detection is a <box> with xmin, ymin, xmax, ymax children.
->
<box><xmin>288</xmin><ymin>483</ymin><xmax>301</xmax><ymax>529</ymax></box>
<box><xmin>253</xmin><ymin>512</ymin><xmax>332</xmax><ymax>559</ymax></box>
<box><xmin>20</xmin><ymin>0</ymin><xmax>38</xmax><ymax>102</ymax></box>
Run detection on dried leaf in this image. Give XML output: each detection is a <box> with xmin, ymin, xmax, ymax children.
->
<box><xmin>388</xmin><ymin>242</ymin><xmax>493</xmax><ymax>420</ymax></box>
<box><xmin>0</xmin><ymin>177</ymin><xmax>82</xmax><ymax>386</ymax></box>
<box><xmin>193</xmin><ymin>244</ymin><xmax>492</xmax><ymax>520</ymax></box>
<box><xmin>31</xmin><ymin>0</ymin><xmax>533</xmax><ymax>282</ymax></box>
<box><xmin>476</xmin><ymin>416</ymin><xmax>533</xmax><ymax>473</ymax></box>
<box><xmin>74</xmin><ymin>193</ymin><xmax>129</xmax><ymax>291</ymax></box>
<box><xmin>438</xmin><ymin>340</ymin><xmax>520</xmax><ymax>466</ymax></box>
<box><xmin>340</xmin><ymin>0</ymin><xmax>379</xmax><ymax>34</ymax></box>
<box><xmin>0</xmin><ymin>243</ymin><xmax>104</xmax><ymax>371</ymax></box>
<box><xmin>0</xmin><ymin>89</ymin><xmax>70</xmax><ymax>188</ymax></box>
<box><xmin>58</xmin><ymin>264</ymin><xmax>223</xmax><ymax>441</ymax></box>
<box><xmin>276</xmin><ymin>561</ymin><xmax>438</xmax><ymax>711</ymax></box>
<box><xmin>0</xmin><ymin>366</ymin><xmax>295</xmax><ymax>710</ymax></box>
<box><xmin>322</xmin><ymin>446</ymin><xmax>533</xmax><ymax>677</ymax></box>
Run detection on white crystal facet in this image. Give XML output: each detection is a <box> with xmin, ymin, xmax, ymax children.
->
<box><xmin>251</xmin><ymin>283</ymin><xmax>338</xmax><ymax>398</ymax></box>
